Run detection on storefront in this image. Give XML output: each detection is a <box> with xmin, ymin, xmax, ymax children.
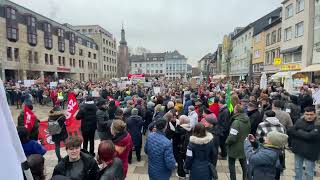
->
<box><xmin>299</xmin><ymin>64</ymin><xmax>320</xmax><ymax>84</ymax></box>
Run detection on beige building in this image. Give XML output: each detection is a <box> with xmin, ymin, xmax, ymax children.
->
<box><xmin>72</xmin><ymin>25</ymin><xmax>118</xmax><ymax>80</ymax></box>
<box><xmin>0</xmin><ymin>0</ymin><xmax>99</xmax><ymax>82</ymax></box>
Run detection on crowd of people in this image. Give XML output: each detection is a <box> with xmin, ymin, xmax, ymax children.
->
<box><xmin>5</xmin><ymin>78</ymin><xmax>320</xmax><ymax>180</ymax></box>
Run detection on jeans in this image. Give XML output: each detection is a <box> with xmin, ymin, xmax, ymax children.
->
<box><xmin>82</xmin><ymin>130</ymin><xmax>95</xmax><ymax>155</ymax></box>
<box><xmin>295</xmin><ymin>154</ymin><xmax>316</xmax><ymax>180</ymax></box>
<box><xmin>228</xmin><ymin>157</ymin><xmax>247</xmax><ymax>180</ymax></box>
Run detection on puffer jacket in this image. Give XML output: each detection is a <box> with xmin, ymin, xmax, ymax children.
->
<box><xmin>97</xmin><ymin>158</ymin><xmax>124</xmax><ymax>180</ymax></box>
<box><xmin>145</xmin><ymin>131</ymin><xmax>176</xmax><ymax>180</ymax></box>
<box><xmin>76</xmin><ymin>101</ymin><xmax>98</xmax><ymax>133</ymax></box>
<box><xmin>96</xmin><ymin>107</ymin><xmax>112</xmax><ymax>140</ymax></box>
<box><xmin>226</xmin><ymin>113</ymin><xmax>251</xmax><ymax>159</ymax></box>
<box><xmin>244</xmin><ymin>139</ymin><xmax>281</xmax><ymax>180</ymax></box>
<box><xmin>52</xmin><ymin>152</ymin><xmax>99</xmax><ymax>180</ymax></box>
<box><xmin>48</xmin><ymin>111</ymin><xmax>68</xmax><ymax>143</ymax></box>
<box><xmin>185</xmin><ymin>132</ymin><xmax>216</xmax><ymax>180</ymax></box>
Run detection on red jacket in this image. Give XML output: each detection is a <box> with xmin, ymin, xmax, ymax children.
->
<box><xmin>209</xmin><ymin>103</ymin><xmax>220</xmax><ymax>118</ymax></box>
<box><xmin>113</xmin><ymin>132</ymin><xmax>133</xmax><ymax>177</ymax></box>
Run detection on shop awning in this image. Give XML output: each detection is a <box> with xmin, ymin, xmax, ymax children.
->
<box><xmin>270</xmin><ymin>71</ymin><xmax>299</xmax><ymax>79</ymax></box>
<box><xmin>280</xmin><ymin>45</ymin><xmax>302</xmax><ymax>54</ymax></box>
<box><xmin>299</xmin><ymin>64</ymin><xmax>320</xmax><ymax>73</ymax></box>
<box><xmin>212</xmin><ymin>74</ymin><xmax>226</xmax><ymax>79</ymax></box>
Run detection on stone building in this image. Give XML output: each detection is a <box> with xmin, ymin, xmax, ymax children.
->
<box><xmin>0</xmin><ymin>0</ymin><xmax>99</xmax><ymax>81</ymax></box>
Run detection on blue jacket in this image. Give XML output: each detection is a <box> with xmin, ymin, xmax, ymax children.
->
<box><xmin>145</xmin><ymin>131</ymin><xmax>176</xmax><ymax>180</ymax></box>
<box><xmin>244</xmin><ymin>139</ymin><xmax>281</xmax><ymax>180</ymax></box>
<box><xmin>183</xmin><ymin>99</ymin><xmax>193</xmax><ymax>115</ymax></box>
<box><xmin>22</xmin><ymin>140</ymin><xmax>46</xmax><ymax>157</ymax></box>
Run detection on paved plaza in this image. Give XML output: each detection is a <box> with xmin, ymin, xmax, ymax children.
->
<box><xmin>10</xmin><ymin>104</ymin><xmax>320</xmax><ymax>180</ymax></box>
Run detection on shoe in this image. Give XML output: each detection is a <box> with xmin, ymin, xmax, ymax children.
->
<box><xmin>176</xmin><ymin>173</ymin><xmax>186</xmax><ymax>179</ymax></box>
<box><xmin>128</xmin><ymin>160</ymin><xmax>132</xmax><ymax>164</ymax></box>
<box><xmin>137</xmin><ymin>158</ymin><xmax>141</xmax><ymax>162</ymax></box>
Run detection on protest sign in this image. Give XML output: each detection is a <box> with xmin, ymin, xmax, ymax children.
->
<box><xmin>153</xmin><ymin>87</ymin><xmax>161</xmax><ymax>95</ymax></box>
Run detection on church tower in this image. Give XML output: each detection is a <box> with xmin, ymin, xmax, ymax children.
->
<box><xmin>117</xmin><ymin>24</ymin><xmax>129</xmax><ymax>77</ymax></box>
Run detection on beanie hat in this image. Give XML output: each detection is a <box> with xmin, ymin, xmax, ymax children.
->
<box><xmin>267</xmin><ymin>131</ymin><xmax>288</xmax><ymax>148</ymax></box>
<box><xmin>205</xmin><ymin>116</ymin><xmax>217</xmax><ymax>125</ymax></box>
<box><xmin>131</xmin><ymin>108</ymin><xmax>139</xmax><ymax>116</ymax></box>
<box><xmin>147</xmin><ymin>101</ymin><xmax>155</xmax><ymax>109</ymax></box>
<box><xmin>96</xmin><ymin>98</ymin><xmax>107</xmax><ymax>107</ymax></box>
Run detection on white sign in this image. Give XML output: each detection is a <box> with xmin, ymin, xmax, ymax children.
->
<box><xmin>23</xmin><ymin>80</ymin><xmax>35</xmax><ymax>87</ymax></box>
<box><xmin>293</xmin><ymin>79</ymin><xmax>304</xmax><ymax>87</ymax></box>
<box><xmin>144</xmin><ymin>82</ymin><xmax>152</xmax><ymax>87</ymax></box>
<box><xmin>58</xmin><ymin>79</ymin><xmax>65</xmax><ymax>84</ymax></box>
<box><xmin>153</xmin><ymin>87</ymin><xmax>161</xmax><ymax>95</ymax></box>
<box><xmin>313</xmin><ymin>89</ymin><xmax>320</xmax><ymax>105</ymax></box>
<box><xmin>117</xmin><ymin>82</ymin><xmax>126</xmax><ymax>90</ymax></box>
<box><xmin>50</xmin><ymin>82</ymin><xmax>58</xmax><ymax>87</ymax></box>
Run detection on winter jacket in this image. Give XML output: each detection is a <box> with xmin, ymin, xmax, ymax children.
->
<box><xmin>112</xmin><ymin>131</ymin><xmax>133</xmax><ymax>177</ymax></box>
<box><xmin>144</xmin><ymin>108</ymin><xmax>154</xmax><ymax>128</ymax></box>
<box><xmin>185</xmin><ymin>132</ymin><xmax>216</xmax><ymax>180</ymax></box>
<box><xmin>248</xmin><ymin>109</ymin><xmax>262</xmax><ymax>136</ymax></box>
<box><xmin>188</xmin><ymin>111</ymin><xmax>198</xmax><ymax>129</ymax></box>
<box><xmin>206</xmin><ymin>127</ymin><xmax>220</xmax><ymax>166</ymax></box>
<box><xmin>96</xmin><ymin>108</ymin><xmax>112</xmax><ymax>140</ymax></box>
<box><xmin>284</xmin><ymin>102</ymin><xmax>301</xmax><ymax>124</ymax></box>
<box><xmin>256</xmin><ymin>117</ymin><xmax>286</xmax><ymax>143</ymax></box>
<box><xmin>244</xmin><ymin>139</ymin><xmax>281</xmax><ymax>180</ymax></box>
<box><xmin>17</xmin><ymin>111</ymin><xmax>40</xmax><ymax>141</ymax></box>
<box><xmin>183</xmin><ymin>98</ymin><xmax>193</xmax><ymax>115</ymax></box>
<box><xmin>76</xmin><ymin>101</ymin><xmax>98</xmax><ymax>133</ymax></box>
<box><xmin>126</xmin><ymin>115</ymin><xmax>144</xmax><ymax>147</ymax></box>
<box><xmin>97</xmin><ymin>158</ymin><xmax>124</xmax><ymax>180</ymax></box>
<box><xmin>174</xmin><ymin>103</ymin><xmax>183</xmax><ymax>115</ymax></box>
<box><xmin>226</xmin><ymin>113</ymin><xmax>251</xmax><ymax>159</ymax></box>
<box><xmin>52</xmin><ymin>152</ymin><xmax>99</xmax><ymax>180</ymax></box>
<box><xmin>287</xmin><ymin>118</ymin><xmax>320</xmax><ymax>161</ymax></box>
<box><xmin>299</xmin><ymin>94</ymin><xmax>313</xmax><ymax>113</ymax></box>
<box><xmin>22</xmin><ymin>140</ymin><xmax>46</xmax><ymax>157</ymax></box>
<box><xmin>145</xmin><ymin>131</ymin><xmax>176</xmax><ymax>180</ymax></box>
<box><xmin>209</xmin><ymin>103</ymin><xmax>220</xmax><ymax>118</ymax></box>
<box><xmin>48</xmin><ymin>111</ymin><xmax>68</xmax><ymax>143</ymax></box>
<box><xmin>273</xmin><ymin>109</ymin><xmax>293</xmax><ymax>130</ymax></box>
<box><xmin>218</xmin><ymin>105</ymin><xmax>231</xmax><ymax>137</ymax></box>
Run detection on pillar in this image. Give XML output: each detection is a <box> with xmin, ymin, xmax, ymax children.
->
<box><xmin>1</xmin><ymin>69</ymin><xmax>5</xmax><ymax>82</ymax></box>
<box><xmin>22</xmin><ymin>70</ymin><xmax>27</xmax><ymax>80</ymax></box>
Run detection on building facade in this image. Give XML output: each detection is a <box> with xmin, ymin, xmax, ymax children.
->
<box><xmin>164</xmin><ymin>50</ymin><xmax>188</xmax><ymax>79</ymax></box>
<box><xmin>72</xmin><ymin>25</ymin><xmax>118</xmax><ymax>80</ymax></box>
<box><xmin>117</xmin><ymin>26</ymin><xmax>129</xmax><ymax>78</ymax></box>
<box><xmin>198</xmin><ymin>53</ymin><xmax>216</xmax><ymax>77</ymax></box>
<box><xmin>0</xmin><ymin>0</ymin><xmax>99</xmax><ymax>82</ymax></box>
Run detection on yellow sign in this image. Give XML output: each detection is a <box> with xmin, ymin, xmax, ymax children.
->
<box><xmin>274</xmin><ymin>58</ymin><xmax>282</xmax><ymax>65</ymax></box>
<box><xmin>281</xmin><ymin>64</ymin><xmax>301</xmax><ymax>71</ymax></box>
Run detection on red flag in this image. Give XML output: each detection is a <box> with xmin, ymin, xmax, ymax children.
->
<box><xmin>65</xmin><ymin>92</ymin><xmax>79</xmax><ymax>126</ymax></box>
<box><xmin>107</xmin><ymin>96</ymin><xmax>120</xmax><ymax>107</ymax></box>
<box><xmin>23</xmin><ymin>105</ymin><xmax>36</xmax><ymax>131</ymax></box>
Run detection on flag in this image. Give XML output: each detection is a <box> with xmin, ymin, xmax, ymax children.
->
<box><xmin>65</xmin><ymin>92</ymin><xmax>79</xmax><ymax>126</ymax></box>
<box><xmin>107</xmin><ymin>96</ymin><xmax>121</xmax><ymax>107</ymax></box>
<box><xmin>0</xmin><ymin>80</ymin><xmax>28</xmax><ymax>180</ymax></box>
<box><xmin>226</xmin><ymin>83</ymin><xmax>233</xmax><ymax>113</ymax></box>
<box><xmin>24</xmin><ymin>105</ymin><xmax>37</xmax><ymax>132</ymax></box>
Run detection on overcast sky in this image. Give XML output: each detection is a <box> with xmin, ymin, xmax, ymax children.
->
<box><xmin>12</xmin><ymin>0</ymin><xmax>280</xmax><ymax>66</ymax></box>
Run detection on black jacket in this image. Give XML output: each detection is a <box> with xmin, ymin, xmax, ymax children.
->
<box><xmin>206</xmin><ymin>127</ymin><xmax>220</xmax><ymax>166</ymax></box>
<box><xmin>98</xmin><ymin>158</ymin><xmax>124</xmax><ymax>180</ymax></box>
<box><xmin>126</xmin><ymin>115</ymin><xmax>143</xmax><ymax>147</ymax></box>
<box><xmin>96</xmin><ymin>108</ymin><xmax>109</xmax><ymax>132</ymax></box>
<box><xmin>48</xmin><ymin>111</ymin><xmax>68</xmax><ymax>143</ymax></box>
<box><xmin>52</xmin><ymin>152</ymin><xmax>99</xmax><ymax>180</ymax></box>
<box><xmin>288</xmin><ymin>118</ymin><xmax>320</xmax><ymax>161</ymax></box>
<box><xmin>248</xmin><ymin>109</ymin><xmax>262</xmax><ymax>136</ymax></box>
<box><xmin>76</xmin><ymin>101</ymin><xmax>98</xmax><ymax>133</ymax></box>
<box><xmin>17</xmin><ymin>111</ymin><xmax>40</xmax><ymax>141</ymax></box>
<box><xmin>217</xmin><ymin>105</ymin><xmax>231</xmax><ymax>137</ymax></box>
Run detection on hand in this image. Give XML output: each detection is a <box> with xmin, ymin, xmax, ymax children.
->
<box><xmin>248</xmin><ymin>134</ymin><xmax>255</xmax><ymax>142</ymax></box>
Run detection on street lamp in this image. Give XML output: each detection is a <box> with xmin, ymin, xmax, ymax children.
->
<box><xmin>247</xmin><ymin>46</ymin><xmax>253</xmax><ymax>88</ymax></box>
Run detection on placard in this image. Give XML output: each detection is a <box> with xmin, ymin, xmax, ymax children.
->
<box><xmin>50</xmin><ymin>82</ymin><xmax>58</xmax><ymax>87</ymax></box>
<box><xmin>313</xmin><ymin>89</ymin><xmax>320</xmax><ymax>105</ymax></box>
<box><xmin>23</xmin><ymin>80</ymin><xmax>35</xmax><ymax>87</ymax></box>
<box><xmin>153</xmin><ymin>87</ymin><xmax>161</xmax><ymax>95</ymax></box>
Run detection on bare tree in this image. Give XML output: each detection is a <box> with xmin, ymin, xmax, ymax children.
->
<box><xmin>134</xmin><ymin>46</ymin><xmax>151</xmax><ymax>55</ymax></box>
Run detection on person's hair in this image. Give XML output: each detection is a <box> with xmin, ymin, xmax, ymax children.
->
<box><xmin>304</xmin><ymin>106</ymin><xmax>316</xmax><ymax>113</ymax></box>
<box><xmin>188</xmin><ymin>106</ymin><xmax>195</xmax><ymax>111</ymax></box>
<box><xmin>111</xmin><ymin>120</ymin><xmax>126</xmax><ymax>134</ymax></box>
<box><xmin>203</xmin><ymin>108</ymin><xmax>212</xmax><ymax>114</ymax></box>
<box><xmin>65</xmin><ymin>136</ymin><xmax>82</xmax><ymax>150</ymax></box>
<box><xmin>272</xmin><ymin>100</ymin><xmax>282</xmax><ymax>108</ymax></box>
<box><xmin>109</xmin><ymin>100</ymin><xmax>116</xmax><ymax>107</ymax></box>
<box><xmin>17</xmin><ymin>126</ymin><xmax>30</xmax><ymax>144</ymax></box>
<box><xmin>27</xmin><ymin>154</ymin><xmax>45</xmax><ymax>180</ymax></box>
<box><xmin>192</xmin><ymin>123</ymin><xmax>206</xmax><ymax>138</ymax></box>
<box><xmin>234</xmin><ymin>104</ymin><xmax>244</xmax><ymax>113</ymax></box>
<box><xmin>214</xmin><ymin>97</ymin><xmax>219</xmax><ymax>103</ymax></box>
<box><xmin>231</xmin><ymin>95</ymin><xmax>240</xmax><ymax>106</ymax></box>
<box><xmin>265</xmin><ymin>110</ymin><xmax>276</xmax><ymax>117</ymax></box>
<box><xmin>155</xmin><ymin>119</ymin><xmax>167</xmax><ymax>131</ymax></box>
<box><xmin>98</xmin><ymin>140</ymin><xmax>116</xmax><ymax>163</ymax></box>
<box><xmin>86</xmin><ymin>96</ymin><xmax>94</xmax><ymax>101</ymax></box>
<box><xmin>115</xmin><ymin>108</ymin><xmax>123</xmax><ymax>117</ymax></box>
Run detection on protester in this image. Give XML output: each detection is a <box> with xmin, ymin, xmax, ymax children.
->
<box><xmin>188</xmin><ymin>106</ymin><xmax>198</xmax><ymax>129</ymax></box>
<box><xmin>287</xmin><ymin>106</ymin><xmax>320</xmax><ymax>180</ymax></box>
<box><xmin>97</xmin><ymin>140</ymin><xmax>124</xmax><ymax>180</ymax></box>
<box><xmin>143</xmin><ymin>101</ymin><xmax>155</xmax><ymax>134</ymax></box>
<box><xmin>145</xmin><ymin>119</ymin><xmax>176</xmax><ymax>180</ymax></box>
<box><xmin>202</xmin><ymin>116</ymin><xmax>220</xmax><ymax>167</ymax></box>
<box><xmin>18</xmin><ymin>126</ymin><xmax>46</xmax><ymax>157</ymax></box>
<box><xmin>185</xmin><ymin>123</ymin><xmax>217</xmax><ymax>180</ymax></box>
<box><xmin>126</xmin><ymin>108</ymin><xmax>144</xmax><ymax>163</ymax></box>
<box><xmin>48</xmin><ymin>106</ymin><xmax>68</xmax><ymax>161</ymax></box>
<box><xmin>209</xmin><ymin>97</ymin><xmax>220</xmax><ymax>118</ymax></box>
<box><xmin>111</xmin><ymin>120</ymin><xmax>133</xmax><ymax>177</ymax></box>
<box><xmin>217</xmin><ymin>98</ymin><xmax>231</xmax><ymax>159</ymax></box>
<box><xmin>244</xmin><ymin>131</ymin><xmax>288</xmax><ymax>180</ymax></box>
<box><xmin>17</xmin><ymin>100</ymin><xmax>40</xmax><ymax>140</ymax></box>
<box><xmin>272</xmin><ymin>100</ymin><xmax>293</xmax><ymax>129</ymax></box>
<box><xmin>27</xmin><ymin>154</ymin><xmax>45</xmax><ymax>180</ymax></box>
<box><xmin>96</xmin><ymin>98</ymin><xmax>111</xmax><ymax>140</ymax></box>
<box><xmin>247</xmin><ymin>101</ymin><xmax>262</xmax><ymax>135</ymax></box>
<box><xmin>285</xmin><ymin>95</ymin><xmax>301</xmax><ymax>124</ymax></box>
<box><xmin>76</xmin><ymin>96</ymin><xmax>98</xmax><ymax>156</ymax></box>
<box><xmin>226</xmin><ymin>104</ymin><xmax>251</xmax><ymax>180</ymax></box>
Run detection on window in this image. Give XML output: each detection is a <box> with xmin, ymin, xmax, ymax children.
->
<box><xmin>57</xmin><ymin>28</ymin><xmax>65</xmax><ymax>52</ymax></box>
<box><xmin>88</xmin><ymin>52</ymin><xmax>91</xmax><ymax>58</ymax></box>
<box><xmin>14</xmin><ymin>48</ymin><xmax>19</xmax><ymax>61</ymax></box>
<box><xmin>58</xmin><ymin>56</ymin><xmax>61</xmax><ymax>66</ymax></box>
<box><xmin>271</xmin><ymin>31</ymin><xmax>277</xmax><ymax>44</ymax></box>
<box><xmin>73</xmin><ymin>59</ymin><xmax>75</xmax><ymax>67</ymax></box>
<box><xmin>6</xmin><ymin>47</ymin><xmax>12</xmax><ymax>59</ymax></box>
<box><xmin>50</xmin><ymin>55</ymin><xmax>53</xmax><ymax>65</ymax></box>
<box><xmin>293</xmin><ymin>52</ymin><xmax>302</xmax><ymax>62</ymax></box>
<box><xmin>104</xmin><ymin>65</ymin><xmax>106</xmax><ymax>71</ymax></box>
<box><xmin>265</xmin><ymin>51</ymin><xmax>270</xmax><ymax>65</ymax></box>
<box><xmin>285</xmin><ymin>4</ymin><xmax>293</xmax><ymax>19</ymax></box>
<box><xmin>62</xmin><ymin>57</ymin><xmax>65</xmax><ymax>66</ymax></box>
<box><xmin>6</xmin><ymin>7</ymin><xmax>18</xmax><ymax>41</ymax></box>
<box><xmin>27</xmin><ymin>16</ymin><xmax>37</xmax><ymax>46</ymax></box>
<box><xmin>277</xmin><ymin>28</ymin><xmax>282</xmax><ymax>42</ymax></box>
<box><xmin>255</xmin><ymin>34</ymin><xmax>260</xmax><ymax>43</ymax></box>
<box><xmin>79</xmin><ymin>49</ymin><xmax>83</xmax><ymax>56</ymax></box>
<box><xmin>284</xmin><ymin>54</ymin><xmax>293</xmax><ymax>63</ymax></box>
<box><xmin>93</xmin><ymin>54</ymin><xmax>96</xmax><ymax>59</ymax></box>
<box><xmin>45</xmin><ymin>54</ymin><xmax>49</xmax><ymax>64</ymax></box>
<box><xmin>266</xmin><ymin>33</ymin><xmax>270</xmax><ymax>45</ymax></box>
<box><xmin>69</xmin><ymin>33</ymin><xmax>76</xmax><ymax>55</ymax></box>
<box><xmin>69</xmin><ymin>58</ymin><xmax>72</xmax><ymax>66</ymax></box>
<box><xmin>255</xmin><ymin>50</ymin><xmax>261</xmax><ymax>58</ymax></box>
<box><xmin>28</xmin><ymin>50</ymin><xmax>32</xmax><ymax>63</ymax></box>
<box><xmin>315</xmin><ymin>0</ymin><xmax>320</xmax><ymax>52</ymax></box>
<box><xmin>284</xmin><ymin>27</ymin><xmax>292</xmax><ymax>41</ymax></box>
<box><xmin>34</xmin><ymin>52</ymin><xmax>38</xmax><ymax>63</ymax></box>
<box><xmin>44</xmin><ymin>23</ymin><xmax>52</xmax><ymax>49</ymax></box>
<box><xmin>296</xmin><ymin>0</ymin><xmax>304</xmax><ymax>13</ymax></box>
<box><xmin>295</xmin><ymin>22</ymin><xmax>304</xmax><ymax>37</ymax></box>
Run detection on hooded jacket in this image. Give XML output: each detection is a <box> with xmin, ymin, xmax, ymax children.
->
<box><xmin>48</xmin><ymin>110</ymin><xmax>68</xmax><ymax>143</ymax></box>
<box><xmin>76</xmin><ymin>101</ymin><xmax>98</xmax><ymax>133</ymax></box>
<box><xmin>256</xmin><ymin>117</ymin><xmax>286</xmax><ymax>142</ymax></box>
<box><xmin>226</xmin><ymin>113</ymin><xmax>251</xmax><ymax>159</ymax></box>
<box><xmin>185</xmin><ymin>132</ymin><xmax>216</xmax><ymax>180</ymax></box>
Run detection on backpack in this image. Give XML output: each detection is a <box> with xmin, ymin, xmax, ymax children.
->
<box><xmin>48</xmin><ymin>116</ymin><xmax>63</xmax><ymax>135</ymax></box>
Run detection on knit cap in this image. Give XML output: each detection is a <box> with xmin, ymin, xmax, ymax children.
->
<box><xmin>267</xmin><ymin>131</ymin><xmax>288</xmax><ymax>148</ymax></box>
<box><xmin>131</xmin><ymin>108</ymin><xmax>139</xmax><ymax>116</ymax></box>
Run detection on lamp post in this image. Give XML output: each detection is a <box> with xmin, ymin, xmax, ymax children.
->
<box><xmin>248</xmin><ymin>47</ymin><xmax>253</xmax><ymax>88</ymax></box>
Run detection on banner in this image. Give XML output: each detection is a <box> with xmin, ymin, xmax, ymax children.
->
<box><xmin>23</xmin><ymin>105</ymin><xmax>36</xmax><ymax>132</ymax></box>
<box><xmin>65</xmin><ymin>92</ymin><xmax>79</xmax><ymax>126</ymax></box>
<box><xmin>107</xmin><ymin>96</ymin><xmax>121</xmax><ymax>107</ymax></box>
<box><xmin>38</xmin><ymin>117</ymin><xmax>81</xmax><ymax>151</ymax></box>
